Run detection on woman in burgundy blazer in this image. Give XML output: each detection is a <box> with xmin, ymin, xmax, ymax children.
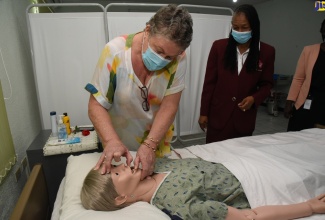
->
<box><xmin>199</xmin><ymin>4</ymin><xmax>275</xmax><ymax>143</ymax></box>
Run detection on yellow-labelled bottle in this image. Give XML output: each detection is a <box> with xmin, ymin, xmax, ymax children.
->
<box><xmin>63</xmin><ymin>112</ymin><xmax>71</xmax><ymax>135</ymax></box>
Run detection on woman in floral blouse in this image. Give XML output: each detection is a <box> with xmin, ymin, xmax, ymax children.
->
<box><xmin>85</xmin><ymin>4</ymin><xmax>193</xmax><ymax>180</ymax></box>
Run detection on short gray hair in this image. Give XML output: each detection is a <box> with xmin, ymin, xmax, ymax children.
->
<box><xmin>147</xmin><ymin>4</ymin><xmax>193</xmax><ymax>50</ymax></box>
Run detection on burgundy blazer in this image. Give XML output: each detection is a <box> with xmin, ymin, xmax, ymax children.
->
<box><xmin>200</xmin><ymin>38</ymin><xmax>275</xmax><ymax>133</ymax></box>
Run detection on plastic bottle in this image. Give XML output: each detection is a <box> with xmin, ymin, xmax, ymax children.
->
<box><xmin>63</xmin><ymin>112</ymin><xmax>71</xmax><ymax>135</ymax></box>
<box><xmin>50</xmin><ymin>111</ymin><xmax>58</xmax><ymax>137</ymax></box>
<box><xmin>58</xmin><ymin>116</ymin><xmax>68</xmax><ymax>142</ymax></box>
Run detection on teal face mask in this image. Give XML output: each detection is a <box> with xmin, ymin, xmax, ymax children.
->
<box><xmin>231</xmin><ymin>29</ymin><xmax>252</xmax><ymax>44</ymax></box>
<box><xmin>142</xmin><ymin>35</ymin><xmax>171</xmax><ymax>71</ymax></box>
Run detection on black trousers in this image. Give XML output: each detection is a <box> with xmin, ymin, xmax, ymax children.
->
<box><xmin>287</xmin><ymin>105</ymin><xmax>325</xmax><ymax>131</ymax></box>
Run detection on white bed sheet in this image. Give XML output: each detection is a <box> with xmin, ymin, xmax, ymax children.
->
<box><xmin>52</xmin><ymin>129</ymin><xmax>325</xmax><ymax>220</ymax></box>
<box><xmin>181</xmin><ymin>128</ymin><xmax>325</xmax><ymax>220</ymax></box>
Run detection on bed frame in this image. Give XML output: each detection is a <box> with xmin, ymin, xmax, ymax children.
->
<box><xmin>10</xmin><ymin>164</ymin><xmax>50</xmax><ymax>220</ymax></box>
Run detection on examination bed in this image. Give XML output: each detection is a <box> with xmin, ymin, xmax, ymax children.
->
<box><xmin>12</xmin><ymin>128</ymin><xmax>325</xmax><ymax>220</ymax></box>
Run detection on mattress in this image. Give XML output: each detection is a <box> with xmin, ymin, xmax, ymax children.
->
<box><xmin>52</xmin><ymin>128</ymin><xmax>325</xmax><ymax>220</ymax></box>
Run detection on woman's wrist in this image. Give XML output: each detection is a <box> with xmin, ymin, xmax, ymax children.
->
<box><xmin>141</xmin><ymin>141</ymin><xmax>156</xmax><ymax>152</ymax></box>
<box><xmin>102</xmin><ymin>137</ymin><xmax>123</xmax><ymax>149</ymax></box>
<box><xmin>146</xmin><ymin>136</ymin><xmax>159</xmax><ymax>146</ymax></box>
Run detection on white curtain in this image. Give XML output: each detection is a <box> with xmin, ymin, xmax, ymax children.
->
<box><xmin>180</xmin><ymin>13</ymin><xmax>231</xmax><ymax>135</ymax></box>
<box><xmin>29</xmin><ymin>12</ymin><xmax>106</xmax><ymax>129</ymax></box>
<box><xmin>106</xmin><ymin>12</ymin><xmax>231</xmax><ymax>136</ymax></box>
<box><xmin>28</xmin><ymin>11</ymin><xmax>231</xmax><ymax>136</ymax></box>
<box><xmin>107</xmin><ymin>12</ymin><xmax>154</xmax><ymax>40</ymax></box>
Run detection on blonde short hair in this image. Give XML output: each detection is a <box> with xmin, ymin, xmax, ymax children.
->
<box><xmin>80</xmin><ymin>168</ymin><xmax>131</xmax><ymax>211</ymax></box>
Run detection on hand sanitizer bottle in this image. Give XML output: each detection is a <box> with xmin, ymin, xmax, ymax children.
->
<box><xmin>50</xmin><ymin>111</ymin><xmax>58</xmax><ymax>137</ymax></box>
<box><xmin>58</xmin><ymin>116</ymin><xmax>68</xmax><ymax>142</ymax></box>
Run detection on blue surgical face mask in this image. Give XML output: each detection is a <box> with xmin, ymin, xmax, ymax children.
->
<box><xmin>231</xmin><ymin>29</ymin><xmax>252</xmax><ymax>44</ymax></box>
<box><xmin>142</xmin><ymin>34</ymin><xmax>171</xmax><ymax>71</ymax></box>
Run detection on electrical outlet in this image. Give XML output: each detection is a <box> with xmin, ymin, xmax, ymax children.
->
<box><xmin>15</xmin><ymin>167</ymin><xmax>21</xmax><ymax>182</ymax></box>
<box><xmin>21</xmin><ymin>157</ymin><xmax>28</xmax><ymax>171</ymax></box>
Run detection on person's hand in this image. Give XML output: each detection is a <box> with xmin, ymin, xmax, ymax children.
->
<box><xmin>284</xmin><ymin>100</ymin><xmax>294</xmax><ymax>118</ymax></box>
<box><xmin>198</xmin><ymin>115</ymin><xmax>208</xmax><ymax>132</ymax></box>
<box><xmin>134</xmin><ymin>144</ymin><xmax>156</xmax><ymax>180</ymax></box>
<box><xmin>238</xmin><ymin>96</ymin><xmax>255</xmax><ymax>112</ymax></box>
<box><xmin>94</xmin><ymin>139</ymin><xmax>133</xmax><ymax>175</ymax></box>
<box><xmin>306</xmin><ymin>194</ymin><xmax>325</xmax><ymax>214</ymax></box>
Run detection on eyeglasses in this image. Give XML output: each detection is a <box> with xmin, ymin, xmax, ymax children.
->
<box><xmin>139</xmin><ymin>86</ymin><xmax>150</xmax><ymax>111</ymax></box>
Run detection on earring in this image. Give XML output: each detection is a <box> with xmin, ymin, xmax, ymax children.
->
<box><xmin>130</xmin><ymin>194</ymin><xmax>135</xmax><ymax>198</ymax></box>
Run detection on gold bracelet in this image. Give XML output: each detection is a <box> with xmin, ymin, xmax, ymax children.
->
<box><xmin>142</xmin><ymin>141</ymin><xmax>156</xmax><ymax>152</ymax></box>
<box><xmin>147</xmin><ymin>136</ymin><xmax>159</xmax><ymax>145</ymax></box>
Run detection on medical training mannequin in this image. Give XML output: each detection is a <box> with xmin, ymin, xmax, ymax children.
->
<box><xmin>81</xmin><ymin>158</ymin><xmax>325</xmax><ymax>220</ymax></box>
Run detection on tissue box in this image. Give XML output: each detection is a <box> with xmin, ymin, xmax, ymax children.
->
<box><xmin>43</xmin><ymin>130</ymin><xmax>98</xmax><ymax>156</ymax></box>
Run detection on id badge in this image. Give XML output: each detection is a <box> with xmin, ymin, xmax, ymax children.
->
<box><xmin>303</xmin><ymin>99</ymin><xmax>312</xmax><ymax>110</ymax></box>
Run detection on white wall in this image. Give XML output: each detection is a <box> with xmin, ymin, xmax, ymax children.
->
<box><xmin>254</xmin><ymin>0</ymin><xmax>324</xmax><ymax>107</ymax></box>
<box><xmin>256</xmin><ymin>0</ymin><xmax>324</xmax><ymax>84</ymax></box>
<box><xmin>0</xmin><ymin>0</ymin><xmax>41</xmax><ymax>218</ymax></box>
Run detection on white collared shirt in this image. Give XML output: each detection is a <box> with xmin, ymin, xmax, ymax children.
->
<box><xmin>236</xmin><ymin>42</ymin><xmax>261</xmax><ymax>74</ymax></box>
<box><xmin>236</xmin><ymin>47</ymin><xmax>249</xmax><ymax>75</ymax></box>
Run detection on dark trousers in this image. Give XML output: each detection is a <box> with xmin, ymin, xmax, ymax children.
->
<box><xmin>287</xmin><ymin>106</ymin><xmax>315</xmax><ymax>132</ymax></box>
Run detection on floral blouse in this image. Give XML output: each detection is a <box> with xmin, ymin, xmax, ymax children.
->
<box><xmin>85</xmin><ymin>33</ymin><xmax>187</xmax><ymax>157</ymax></box>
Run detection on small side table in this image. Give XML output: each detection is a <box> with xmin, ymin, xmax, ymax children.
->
<box><xmin>26</xmin><ymin>129</ymin><xmax>102</xmax><ymax>213</ymax></box>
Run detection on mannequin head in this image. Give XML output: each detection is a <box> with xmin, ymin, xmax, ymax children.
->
<box><xmin>80</xmin><ymin>167</ymin><xmax>127</xmax><ymax>211</ymax></box>
<box><xmin>81</xmin><ymin>164</ymin><xmax>153</xmax><ymax>211</ymax></box>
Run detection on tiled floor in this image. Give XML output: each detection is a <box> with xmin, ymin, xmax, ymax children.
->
<box><xmin>172</xmin><ymin>106</ymin><xmax>289</xmax><ymax>148</ymax></box>
<box><xmin>254</xmin><ymin>106</ymin><xmax>288</xmax><ymax>135</ymax></box>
